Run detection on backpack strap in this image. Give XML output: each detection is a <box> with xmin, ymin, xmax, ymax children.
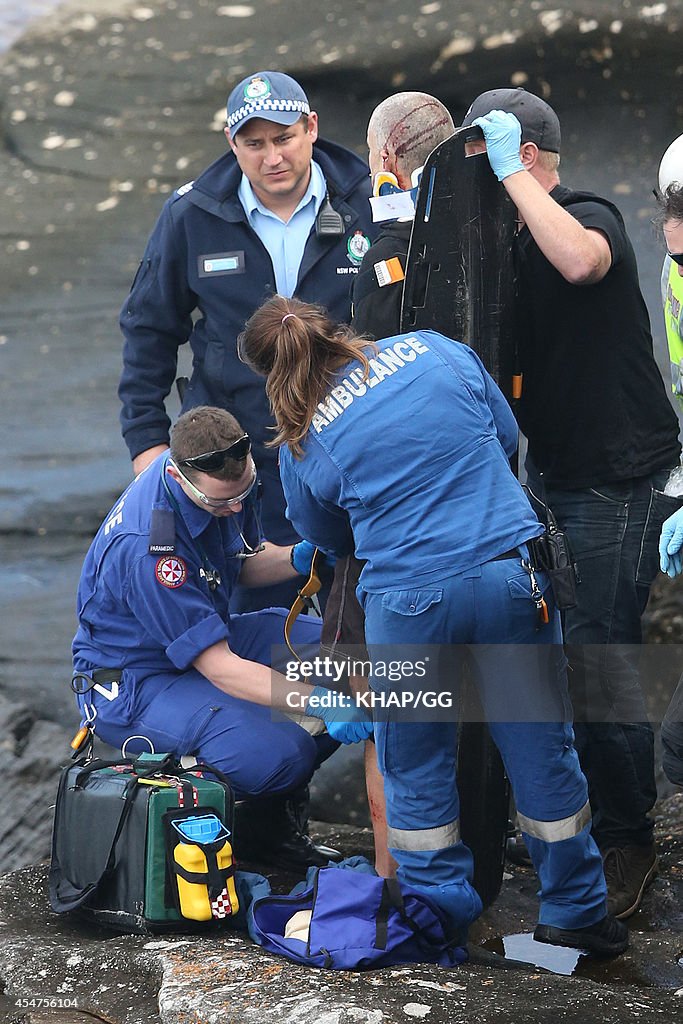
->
<box><xmin>48</xmin><ymin>767</ymin><xmax>140</xmax><ymax>913</ymax></box>
<box><xmin>172</xmin><ymin>847</ymin><xmax>235</xmax><ymax>899</ymax></box>
<box><xmin>380</xmin><ymin>877</ymin><xmax>459</xmax><ymax>955</ymax></box>
<box><xmin>375</xmin><ymin>877</ymin><xmax>399</xmax><ymax>950</ymax></box>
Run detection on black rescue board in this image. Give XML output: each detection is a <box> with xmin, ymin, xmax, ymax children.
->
<box><xmin>400</xmin><ymin>125</ymin><xmax>518</xmax><ymax>398</ymax></box>
<box><xmin>401</xmin><ymin>126</ymin><xmax>517</xmax><ymax>908</ymax></box>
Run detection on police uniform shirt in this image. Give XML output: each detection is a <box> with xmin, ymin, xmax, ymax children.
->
<box><xmin>119</xmin><ymin>140</ymin><xmax>374</xmax><ymax>547</ymax></box>
<box><xmin>238</xmin><ymin>161</ymin><xmax>326</xmax><ymax>297</ymax></box>
<box><xmin>279</xmin><ymin>330</ymin><xmax>543</xmax><ymax>593</ymax></box>
<box><xmin>73</xmin><ymin>454</ymin><xmax>261</xmax><ymax>673</ymax></box>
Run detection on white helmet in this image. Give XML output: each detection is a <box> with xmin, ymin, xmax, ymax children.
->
<box><xmin>659</xmin><ymin>133</ymin><xmax>683</xmax><ymax>193</ymax></box>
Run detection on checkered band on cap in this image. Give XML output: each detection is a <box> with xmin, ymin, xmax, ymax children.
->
<box><xmin>227</xmin><ymin>97</ymin><xmax>310</xmax><ymax>130</ymax></box>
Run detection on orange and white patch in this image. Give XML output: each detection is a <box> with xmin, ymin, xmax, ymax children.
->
<box><xmin>374</xmin><ymin>256</ymin><xmax>405</xmax><ymax>288</ymax></box>
<box><xmin>155</xmin><ymin>556</ymin><xmax>187</xmax><ymax>588</ymax></box>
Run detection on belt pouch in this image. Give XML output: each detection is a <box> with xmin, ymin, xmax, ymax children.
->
<box><xmin>528</xmin><ymin>530</ymin><xmax>578</xmax><ymax>610</ymax></box>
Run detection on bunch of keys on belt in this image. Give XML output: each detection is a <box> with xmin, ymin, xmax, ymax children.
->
<box><xmin>521</xmin><ymin>560</ymin><xmax>549</xmax><ymax>626</ymax></box>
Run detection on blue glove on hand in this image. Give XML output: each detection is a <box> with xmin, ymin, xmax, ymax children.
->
<box><xmin>291</xmin><ymin>540</ymin><xmax>336</xmax><ymax>576</ymax></box>
<box><xmin>472</xmin><ymin>110</ymin><xmax>524</xmax><ymax>182</ymax></box>
<box><xmin>659</xmin><ymin>506</ymin><xmax>683</xmax><ymax>578</ymax></box>
<box><xmin>306</xmin><ymin>684</ymin><xmax>373</xmax><ymax>744</ymax></box>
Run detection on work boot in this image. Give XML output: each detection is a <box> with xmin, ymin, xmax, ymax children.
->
<box><xmin>534</xmin><ymin>914</ymin><xmax>629</xmax><ymax>958</ymax></box>
<box><xmin>602</xmin><ymin>843</ymin><xmax>659</xmax><ymax>920</ymax></box>
<box><xmin>233</xmin><ymin>786</ymin><xmax>343</xmax><ymax>871</ymax></box>
<box><xmin>283</xmin><ymin>784</ymin><xmax>344</xmax><ymax>869</ymax></box>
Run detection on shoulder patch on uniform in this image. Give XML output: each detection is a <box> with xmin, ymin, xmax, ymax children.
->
<box><xmin>374</xmin><ymin>257</ymin><xmax>405</xmax><ymax>288</ymax></box>
<box><xmin>155</xmin><ymin>556</ymin><xmax>187</xmax><ymax>588</ymax></box>
<box><xmin>175</xmin><ymin>180</ymin><xmax>194</xmax><ymax>198</ymax></box>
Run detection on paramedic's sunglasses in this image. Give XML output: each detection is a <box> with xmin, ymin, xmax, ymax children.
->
<box><xmin>179</xmin><ymin>435</ymin><xmax>251</xmax><ymax>473</ymax></box>
<box><xmin>171</xmin><ymin>460</ymin><xmax>257</xmax><ymax>509</ymax></box>
<box><xmin>667</xmin><ymin>250</ymin><xmax>683</xmax><ymax>268</ymax></box>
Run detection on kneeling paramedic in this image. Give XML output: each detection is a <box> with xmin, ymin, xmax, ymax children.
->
<box><xmin>71</xmin><ymin>406</ymin><xmax>372</xmax><ymax>868</ymax></box>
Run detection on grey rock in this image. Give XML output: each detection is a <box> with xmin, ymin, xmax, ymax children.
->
<box><xmin>309</xmin><ymin>742</ymin><xmax>370</xmax><ymax>827</ymax></box>
<box><xmin>1</xmin><ymin>800</ymin><xmax>683</xmax><ymax>1024</ymax></box>
<box><xmin>0</xmin><ymin>692</ymin><xmax>74</xmax><ymax>873</ymax></box>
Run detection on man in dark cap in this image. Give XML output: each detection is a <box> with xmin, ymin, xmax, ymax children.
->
<box><xmin>461</xmin><ymin>87</ymin><xmax>681</xmax><ymax>923</ymax></box>
<box><xmin>118</xmin><ymin>70</ymin><xmax>374</xmax><ymax>614</ymax></box>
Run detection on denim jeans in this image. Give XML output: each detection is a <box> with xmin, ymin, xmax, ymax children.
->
<box><xmin>528</xmin><ymin>466</ymin><xmax>672</xmax><ymax>849</ymax></box>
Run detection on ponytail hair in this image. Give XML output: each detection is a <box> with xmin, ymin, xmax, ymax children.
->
<box><xmin>238</xmin><ymin>295</ymin><xmax>376</xmax><ymax>458</ymax></box>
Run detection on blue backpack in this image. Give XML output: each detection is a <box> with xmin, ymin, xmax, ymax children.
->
<box><xmin>246</xmin><ymin>858</ymin><xmax>466</xmax><ymax>970</ymax></box>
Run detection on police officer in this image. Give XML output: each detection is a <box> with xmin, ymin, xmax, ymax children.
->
<box><xmin>72</xmin><ymin>406</ymin><xmax>372</xmax><ymax>869</ymax></box>
<box><xmin>238</xmin><ymin>294</ymin><xmax>628</xmax><ymax>958</ymax></box>
<box><xmin>118</xmin><ymin>70</ymin><xmax>374</xmax><ymax>613</ymax></box>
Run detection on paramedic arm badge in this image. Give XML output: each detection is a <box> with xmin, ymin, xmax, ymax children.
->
<box><xmin>150</xmin><ymin>509</ymin><xmax>186</xmax><ymax>586</ymax></box>
<box><xmin>155</xmin><ymin>556</ymin><xmax>187</xmax><ymax>588</ymax></box>
<box><xmin>148</xmin><ymin>509</ymin><xmax>176</xmax><ymax>554</ymax></box>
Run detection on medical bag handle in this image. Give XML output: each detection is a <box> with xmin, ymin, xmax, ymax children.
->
<box><xmin>71</xmin><ymin>752</ymin><xmax>178</xmax><ymax>789</ymax></box>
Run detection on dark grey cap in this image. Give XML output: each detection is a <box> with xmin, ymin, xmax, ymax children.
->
<box><xmin>461</xmin><ymin>88</ymin><xmax>561</xmax><ymax>153</ymax></box>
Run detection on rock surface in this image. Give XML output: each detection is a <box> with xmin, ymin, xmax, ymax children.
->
<box><xmin>1</xmin><ymin>801</ymin><xmax>683</xmax><ymax>1024</ymax></box>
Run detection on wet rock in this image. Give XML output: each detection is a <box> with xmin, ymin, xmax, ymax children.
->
<box><xmin>1</xmin><ymin>803</ymin><xmax>683</xmax><ymax>1024</ymax></box>
<box><xmin>0</xmin><ymin>692</ymin><xmax>74</xmax><ymax>874</ymax></box>
<box><xmin>309</xmin><ymin>742</ymin><xmax>370</xmax><ymax>827</ymax></box>
<box><xmin>1</xmin><ymin>0</ymin><xmax>683</xmax><ymax>535</ymax></box>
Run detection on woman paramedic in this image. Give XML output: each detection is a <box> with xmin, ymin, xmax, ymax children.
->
<box><xmin>238</xmin><ymin>293</ymin><xmax>628</xmax><ymax>958</ymax></box>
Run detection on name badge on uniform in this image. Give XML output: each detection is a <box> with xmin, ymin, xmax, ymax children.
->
<box><xmin>148</xmin><ymin>509</ymin><xmax>176</xmax><ymax>554</ymax></box>
<box><xmin>198</xmin><ymin>251</ymin><xmax>245</xmax><ymax>277</ymax></box>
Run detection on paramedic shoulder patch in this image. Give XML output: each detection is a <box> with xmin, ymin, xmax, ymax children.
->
<box><xmin>374</xmin><ymin>257</ymin><xmax>405</xmax><ymax>288</ymax></box>
<box><xmin>155</xmin><ymin>556</ymin><xmax>187</xmax><ymax>588</ymax></box>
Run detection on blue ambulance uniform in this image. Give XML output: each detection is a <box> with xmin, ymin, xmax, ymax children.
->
<box><xmin>118</xmin><ymin>138</ymin><xmax>374</xmax><ymax>551</ymax></box>
<box><xmin>279</xmin><ymin>329</ymin><xmax>607</xmax><ymax>935</ymax></box>
<box><xmin>72</xmin><ymin>454</ymin><xmax>328</xmax><ymax>799</ymax></box>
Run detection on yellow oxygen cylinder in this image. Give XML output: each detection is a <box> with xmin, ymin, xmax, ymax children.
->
<box><xmin>172</xmin><ymin>814</ymin><xmax>239</xmax><ymax>921</ymax></box>
<box><xmin>174</xmin><ymin>840</ymin><xmax>213</xmax><ymax>921</ymax></box>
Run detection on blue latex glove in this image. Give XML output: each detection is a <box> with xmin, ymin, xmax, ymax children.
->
<box><xmin>472</xmin><ymin>110</ymin><xmax>524</xmax><ymax>182</ymax></box>
<box><xmin>306</xmin><ymin>684</ymin><xmax>373</xmax><ymax>744</ymax></box>
<box><xmin>659</xmin><ymin>507</ymin><xmax>683</xmax><ymax>577</ymax></box>
<box><xmin>291</xmin><ymin>540</ymin><xmax>336</xmax><ymax>576</ymax></box>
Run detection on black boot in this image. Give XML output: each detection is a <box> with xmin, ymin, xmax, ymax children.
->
<box><xmin>534</xmin><ymin>914</ymin><xmax>629</xmax><ymax>958</ymax></box>
<box><xmin>233</xmin><ymin>785</ymin><xmax>343</xmax><ymax>870</ymax></box>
